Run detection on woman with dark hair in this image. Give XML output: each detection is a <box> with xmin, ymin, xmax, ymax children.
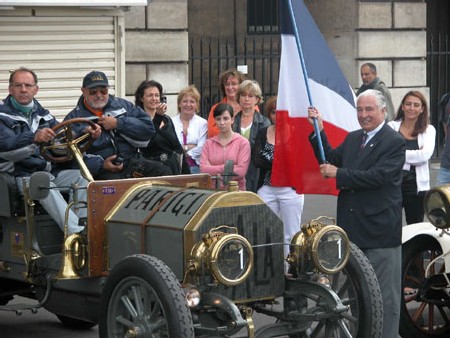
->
<box><xmin>200</xmin><ymin>103</ymin><xmax>250</xmax><ymax>190</ymax></box>
<box><xmin>135</xmin><ymin>80</ymin><xmax>189</xmax><ymax>174</ymax></box>
<box><xmin>388</xmin><ymin>90</ymin><xmax>436</xmax><ymax>224</ymax></box>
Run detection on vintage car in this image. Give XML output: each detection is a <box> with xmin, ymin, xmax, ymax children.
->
<box><xmin>0</xmin><ymin>119</ymin><xmax>383</xmax><ymax>337</ymax></box>
<box><xmin>400</xmin><ymin>185</ymin><xmax>450</xmax><ymax>338</ymax></box>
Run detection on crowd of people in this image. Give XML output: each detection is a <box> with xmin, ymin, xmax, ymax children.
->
<box><xmin>0</xmin><ymin>65</ymin><xmax>442</xmax><ymax>338</ymax></box>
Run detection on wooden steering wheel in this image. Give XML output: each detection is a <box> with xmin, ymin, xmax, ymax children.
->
<box><xmin>40</xmin><ymin>118</ymin><xmax>97</xmax><ymax>163</ymax></box>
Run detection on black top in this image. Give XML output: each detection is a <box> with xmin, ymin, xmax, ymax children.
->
<box><xmin>142</xmin><ymin>114</ymin><xmax>190</xmax><ymax>175</ymax></box>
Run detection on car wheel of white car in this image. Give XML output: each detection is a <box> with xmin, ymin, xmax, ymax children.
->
<box><xmin>401</xmin><ymin>236</ymin><xmax>450</xmax><ymax>338</ymax></box>
<box><xmin>99</xmin><ymin>254</ymin><xmax>194</xmax><ymax>338</ymax></box>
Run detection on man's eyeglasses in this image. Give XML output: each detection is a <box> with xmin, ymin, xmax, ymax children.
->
<box><xmin>89</xmin><ymin>87</ymin><xmax>108</xmax><ymax>96</ymax></box>
<box><xmin>11</xmin><ymin>83</ymin><xmax>36</xmax><ymax>90</ymax></box>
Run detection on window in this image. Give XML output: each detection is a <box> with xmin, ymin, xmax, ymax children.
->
<box><xmin>248</xmin><ymin>0</ymin><xmax>278</xmax><ymax>35</ymax></box>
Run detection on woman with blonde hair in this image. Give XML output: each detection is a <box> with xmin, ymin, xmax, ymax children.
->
<box><xmin>171</xmin><ymin>85</ymin><xmax>208</xmax><ymax>173</ymax></box>
<box><xmin>232</xmin><ymin>80</ymin><xmax>270</xmax><ymax>192</ymax></box>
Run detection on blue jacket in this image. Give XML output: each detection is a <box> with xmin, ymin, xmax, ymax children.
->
<box><xmin>0</xmin><ymin>95</ymin><xmax>56</xmax><ymax>177</ymax></box>
<box><xmin>63</xmin><ymin>95</ymin><xmax>155</xmax><ymax>177</ymax></box>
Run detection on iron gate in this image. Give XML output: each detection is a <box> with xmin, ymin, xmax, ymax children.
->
<box><xmin>189</xmin><ymin>36</ymin><xmax>280</xmax><ymax>119</ymax></box>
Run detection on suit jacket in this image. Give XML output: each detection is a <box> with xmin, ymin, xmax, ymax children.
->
<box><xmin>310</xmin><ymin>124</ymin><xmax>406</xmax><ymax>249</ymax></box>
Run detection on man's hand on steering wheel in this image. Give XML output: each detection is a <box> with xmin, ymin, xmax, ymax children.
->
<box><xmin>34</xmin><ymin>128</ymin><xmax>56</xmax><ymax>143</ymax></box>
<box><xmin>84</xmin><ymin>124</ymin><xmax>102</xmax><ymax>139</ymax></box>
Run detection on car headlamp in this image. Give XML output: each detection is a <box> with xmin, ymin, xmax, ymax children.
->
<box><xmin>188</xmin><ymin>226</ymin><xmax>254</xmax><ymax>286</ymax></box>
<box><xmin>424</xmin><ymin>187</ymin><xmax>450</xmax><ymax>229</ymax></box>
<box><xmin>183</xmin><ymin>285</ymin><xmax>201</xmax><ymax>308</ymax></box>
<box><xmin>288</xmin><ymin>217</ymin><xmax>350</xmax><ymax>274</ymax></box>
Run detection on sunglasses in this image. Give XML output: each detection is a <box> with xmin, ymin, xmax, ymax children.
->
<box><xmin>89</xmin><ymin>87</ymin><xmax>108</xmax><ymax>95</ymax></box>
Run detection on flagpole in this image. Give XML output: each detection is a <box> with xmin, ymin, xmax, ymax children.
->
<box><xmin>286</xmin><ymin>0</ymin><xmax>326</xmax><ymax>163</ymax></box>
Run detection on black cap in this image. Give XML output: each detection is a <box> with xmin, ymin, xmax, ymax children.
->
<box><xmin>82</xmin><ymin>71</ymin><xmax>109</xmax><ymax>89</ymax></box>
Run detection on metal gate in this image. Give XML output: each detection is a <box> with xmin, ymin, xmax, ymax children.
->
<box><xmin>427</xmin><ymin>0</ymin><xmax>450</xmax><ymax>156</ymax></box>
<box><xmin>189</xmin><ymin>36</ymin><xmax>280</xmax><ymax>119</ymax></box>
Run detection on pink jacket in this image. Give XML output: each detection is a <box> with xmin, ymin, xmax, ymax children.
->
<box><xmin>200</xmin><ymin>133</ymin><xmax>251</xmax><ymax>190</ymax></box>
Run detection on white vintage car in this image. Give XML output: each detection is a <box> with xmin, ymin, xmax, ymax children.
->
<box><xmin>401</xmin><ymin>186</ymin><xmax>450</xmax><ymax>338</ymax></box>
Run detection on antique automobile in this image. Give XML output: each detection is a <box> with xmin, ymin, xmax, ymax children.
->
<box><xmin>0</xmin><ymin>119</ymin><xmax>383</xmax><ymax>337</ymax></box>
<box><xmin>401</xmin><ymin>185</ymin><xmax>450</xmax><ymax>338</ymax></box>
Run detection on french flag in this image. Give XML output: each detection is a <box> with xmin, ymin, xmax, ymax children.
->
<box><xmin>271</xmin><ymin>0</ymin><xmax>360</xmax><ymax>195</ymax></box>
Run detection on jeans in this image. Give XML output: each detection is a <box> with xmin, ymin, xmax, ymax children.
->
<box><xmin>17</xmin><ymin>170</ymin><xmax>87</xmax><ymax>234</ymax></box>
<box><xmin>437</xmin><ymin>166</ymin><xmax>450</xmax><ymax>186</ymax></box>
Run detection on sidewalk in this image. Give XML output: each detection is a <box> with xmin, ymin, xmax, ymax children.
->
<box><xmin>430</xmin><ymin>160</ymin><xmax>441</xmax><ymax>187</ymax></box>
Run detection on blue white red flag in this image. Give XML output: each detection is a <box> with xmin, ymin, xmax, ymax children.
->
<box><xmin>271</xmin><ymin>0</ymin><xmax>360</xmax><ymax>195</ymax></box>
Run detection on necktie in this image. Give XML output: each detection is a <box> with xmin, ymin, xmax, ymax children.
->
<box><xmin>359</xmin><ymin>132</ymin><xmax>368</xmax><ymax>153</ymax></box>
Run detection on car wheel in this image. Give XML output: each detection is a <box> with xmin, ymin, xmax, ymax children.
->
<box><xmin>288</xmin><ymin>242</ymin><xmax>383</xmax><ymax>338</ymax></box>
<box><xmin>99</xmin><ymin>254</ymin><xmax>194</xmax><ymax>338</ymax></box>
<box><xmin>401</xmin><ymin>237</ymin><xmax>450</xmax><ymax>338</ymax></box>
<box><xmin>56</xmin><ymin>315</ymin><xmax>97</xmax><ymax>330</ymax></box>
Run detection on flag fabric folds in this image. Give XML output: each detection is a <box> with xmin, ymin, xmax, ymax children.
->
<box><xmin>271</xmin><ymin>0</ymin><xmax>360</xmax><ymax>195</ymax></box>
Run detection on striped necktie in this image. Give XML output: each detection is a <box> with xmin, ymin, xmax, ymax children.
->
<box><xmin>359</xmin><ymin>132</ymin><xmax>368</xmax><ymax>153</ymax></box>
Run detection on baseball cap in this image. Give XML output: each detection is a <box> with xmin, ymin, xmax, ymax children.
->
<box><xmin>82</xmin><ymin>71</ymin><xmax>109</xmax><ymax>89</ymax></box>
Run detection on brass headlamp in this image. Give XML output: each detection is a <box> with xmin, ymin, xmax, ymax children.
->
<box><xmin>188</xmin><ymin>226</ymin><xmax>254</xmax><ymax>286</ymax></box>
<box><xmin>288</xmin><ymin>216</ymin><xmax>350</xmax><ymax>275</ymax></box>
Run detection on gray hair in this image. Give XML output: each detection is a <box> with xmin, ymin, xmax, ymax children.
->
<box><xmin>357</xmin><ymin>89</ymin><xmax>387</xmax><ymax>117</ymax></box>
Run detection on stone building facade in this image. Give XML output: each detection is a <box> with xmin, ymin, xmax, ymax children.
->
<box><xmin>124</xmin><ymin>0</ymin><xmax>428</xmax><ymax>115</ymax></box>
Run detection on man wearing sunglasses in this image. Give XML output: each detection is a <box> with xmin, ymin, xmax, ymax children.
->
<box><xmin>64</xmin><ymin>70</ymin><xmax>171</xmax><ymax>180</ymax></box>
<box><xmin>0</xmin><ymin>67</ymin><xmax>100</xmax><ymax>234</ymax></box>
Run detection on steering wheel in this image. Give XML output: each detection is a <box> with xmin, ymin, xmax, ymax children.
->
<box><xmin>40</xmin><ymin>118</ymin><xmax>97</xmax><ymax>163</ymax></box>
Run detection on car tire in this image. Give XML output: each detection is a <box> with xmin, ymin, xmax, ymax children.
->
<box><xmin>400</xmin><ymin>236</ymin><xmax>450</xmax><ymax>338</ymax></box>
<box><xmin>288</xmin><ymin>242</ymin><xmax>383</xmax><ymax>338</ymax></box>
<box><xmin>98</xmin><ymin>254</ymin><xmax>194</xmax><ymax>338</ymax></box>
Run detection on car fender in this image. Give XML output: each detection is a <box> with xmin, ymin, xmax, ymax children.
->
<box><xmin>402</xmin><ymin>222</ymin><xmax>450</xmax><ymax>272</ymax></box>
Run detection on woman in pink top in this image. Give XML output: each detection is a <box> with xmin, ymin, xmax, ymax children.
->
<box><xmin>200</xmin><ymin>103</ymin><xmax>251</xmax><ymax>190</ymax></box>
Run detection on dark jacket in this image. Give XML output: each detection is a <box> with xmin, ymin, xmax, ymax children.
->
<box><xmin>253</xmin><ymin>126</ymin><xmax>272</xmax><ymax>190</ymax></box>
<box><xmin>355</xmin><ymin>77</ymin><xmax>395</xmax><ymax>121</ymax></box>
<box><xmin>0</xmin><ymin>95</ymin><xmax>56</xmax><ymax>177</ymax></box>
<box><xmin>64</xmin><ymin>95</ymin><xmax>155</xmax><ymax>178</ymax></box>
<box><xmin>310</xmin><ymin>124</ymin><xmax>406</xmax><ymax>249</ymax></box>
<box><xmin>142</xmin><ymin>114</ymin><xmax>190</xmax><ymax>175</ymax></box>
<box><xmin>233</xmin><ymin>111</ymin><xmax>271</xmax><ymax>192</ymax></box>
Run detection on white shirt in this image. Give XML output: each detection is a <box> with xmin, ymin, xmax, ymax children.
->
<box><xmin>388</xmin><ymin>120</ymin><xmax>436</xmax><ymax>192</ymax></box>
<box><xmin>171</xmin><ymin>113</ymin><xmax>208</xmax><ymax>165</ymax></box>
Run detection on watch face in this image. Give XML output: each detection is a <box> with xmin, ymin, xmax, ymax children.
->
<box><xmin>216</xmin><ymin>239</ymin><xmax>252</xmax><ymax>281</ymax></box>
<box><xmin>316</xmin><ymin>229</ymin><xmax>348</xmax><ymax>271</ymax></box>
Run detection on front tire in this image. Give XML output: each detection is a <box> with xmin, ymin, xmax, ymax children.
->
<box><xmin>294</xmin><ymin>242</ymin><xmax>383</xmax><ymax>338</ymax></box>
<box><xmin>401</xmin><ymin>237</ymin><xmax>450</xmax><ymax>338</ymax></box>
<box><xmin>99</xmin><ymin>254</ymin><xmax>194</xmax><ymax>338</ymax></box>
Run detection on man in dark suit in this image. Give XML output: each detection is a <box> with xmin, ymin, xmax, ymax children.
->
<box><xmin>308</xmin><ymin>89</ymin><xmax>406</xmax><ymax>338</ymax></box>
